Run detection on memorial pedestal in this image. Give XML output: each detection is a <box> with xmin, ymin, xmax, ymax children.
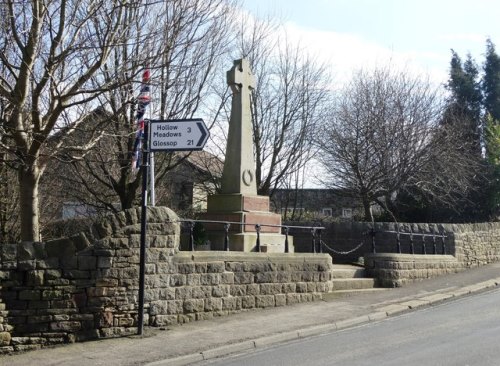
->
<box><xmin>201</xmin><ymin>194</ymin><xmax>293</xmax><ymax>253</ymax></box>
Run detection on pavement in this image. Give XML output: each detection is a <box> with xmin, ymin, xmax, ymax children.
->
<box><xmin>2</xmin><ymin>261</ymin><xmax>500</xmax><ymax>366</ymax></box>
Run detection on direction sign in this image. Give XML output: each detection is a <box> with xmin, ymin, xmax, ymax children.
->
<box><xmin>149</xmin><ymin>118</ymin><xmax>209</xmax><ymax>151</ymax></box>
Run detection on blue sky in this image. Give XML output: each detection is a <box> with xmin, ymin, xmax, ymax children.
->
<box><xmin>241</xmin><ymin>0</ymin><xmax>500</xmax><ymax>86</ymax></box>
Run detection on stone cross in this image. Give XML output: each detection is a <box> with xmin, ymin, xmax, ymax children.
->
<box><xmin>221</xmin><ymin>58</ymin><xmax>257</xmax><ymax>195</ymax></box>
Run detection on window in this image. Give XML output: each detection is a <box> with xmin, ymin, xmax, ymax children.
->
<box><xmin>322</xmin><ymin>208</ymin><xmax>332</xmax><ymax>217</ymax></box>
<box><xmin>342</xmin><ymin>208</ymin><xmax>353</xmax><ymax>219</ymax></box>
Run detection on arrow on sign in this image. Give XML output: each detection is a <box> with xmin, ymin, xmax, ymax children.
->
<box><xmin>149</xmin><ymin>118</ymin><xmax>210</xmax><ymax>151</ymax></box>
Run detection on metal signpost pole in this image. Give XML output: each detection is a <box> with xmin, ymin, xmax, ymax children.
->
<box><xmin>136</xmin><ymin>118</ymin><xmax>208</xmax><ymax>336</ymax></box>
<box><xmin>137</xmin><ymin>121</ymin><xmax>149</xmax><ymax>336</ymax></box>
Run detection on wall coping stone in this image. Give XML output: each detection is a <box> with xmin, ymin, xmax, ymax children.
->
<box><xmin>174</xmin><ymin>252</ymin><xmax>332</xmax><ymax>264</ymax></box>
<box><xmin>365</xmin><ymin>253</ymin><xmax>457</xmax><ymax>262</ymax></box>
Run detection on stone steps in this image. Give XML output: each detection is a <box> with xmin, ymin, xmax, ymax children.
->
<box><xmin>328</xmin><ymin>264</ymin><xmax>379</xmax><ymax>292</ymax></box>
<box><xmin>330</xmin><ymin>264</ymin><xmax>366</xmax><ymax>278</ymax></box>
<box><xmin>330</xmin><ymin>278</ymin><xmax>377</xmax><ymax>291</ymax></box>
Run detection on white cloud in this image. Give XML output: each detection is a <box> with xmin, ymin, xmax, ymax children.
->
<box><xmin>280</xmin><ymin>21</ymin><xmax>449</xmax><ymax>88</ymax></box>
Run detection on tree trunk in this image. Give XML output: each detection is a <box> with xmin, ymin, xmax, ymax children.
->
<box><xmin>362</xmin><ymin>197</ymin><xmax>373</xmax><ymax>222</ymax></box>
<box><xmin>19</xmin><ymin>165</ymin><xmax>41</xmax><ymax>242</ymax></box>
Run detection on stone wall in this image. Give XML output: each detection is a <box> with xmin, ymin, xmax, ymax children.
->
<box><xmin>0</xmin><ymin>207</ymin><xmax>332</xmax><ymax>353</ymax></box>
<box><xmin>292</xmin><ymin>221</ymin><xmax>500</xmax><ymax>267</ymax></box>
<box><xmin>364</xmin><ymin>253</ymin><xmax>461</xmax><ymax>287</ymax></box>
<box><xmin>162</xmin><ymin>252</ymin><xmax>331</xmax><ymax>326</ymax></box>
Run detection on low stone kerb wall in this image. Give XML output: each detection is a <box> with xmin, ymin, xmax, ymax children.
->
<box><xmin>364</xmin><ymin>253</ymin><xmax>461</xmax><ymax>287</ymax></box>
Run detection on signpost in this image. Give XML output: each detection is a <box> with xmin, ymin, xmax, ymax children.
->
<box><xmin>149</xmin><ymin>118</ymin><xmax>209</xmax><ymax>151</ymax></box>
<box><xmin>137</xmin><ymin>118</ymin><xmax>209</xmax><ymax>336</ymax></box>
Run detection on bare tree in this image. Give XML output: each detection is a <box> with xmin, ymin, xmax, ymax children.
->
<box><xmin>46</xmin><ymin>0</ymin><xmax>236</xmax><ymax>218</ymax></box>
<box><xmin>209</xmin><ymin>15</ymin><xmax>331</xmax><ymax>196</ymax></box>
<box><xmin>0</xmin><ymin>1</ymin><xmax>152</xmax><ymax>241</ymax></box>
<box><xmin>316</xmin><ymin>67</ymin><xmax>481</xmax><ymax>221</ymax></box>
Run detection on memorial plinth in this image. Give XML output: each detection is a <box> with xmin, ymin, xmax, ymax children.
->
<box><xmin>202</xmin><ymin>59</ymin><xmax>292</xmax><ymax>252</ymax></box>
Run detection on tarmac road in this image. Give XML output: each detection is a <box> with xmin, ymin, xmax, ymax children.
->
<box><xmin>198</xmin><ymin>287</ymin><xmax>500</xmax><ymax>366</ymax></box>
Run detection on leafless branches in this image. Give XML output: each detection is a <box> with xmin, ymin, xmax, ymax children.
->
<box><xmin>316</xmin><ymin>67</ymin><xmax>481</xmax><ymax>221</ymax></box>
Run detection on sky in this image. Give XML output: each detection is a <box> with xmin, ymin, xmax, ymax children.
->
<box><xmin>240</xmin><ymin>0</ymin><xmax>500</xmax><ymax>87</ymax></box>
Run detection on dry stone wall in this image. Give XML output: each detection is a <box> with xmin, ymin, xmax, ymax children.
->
<box><xmin>0</xmin><ymin>207</ymin><xmax>332</xmax><ymax>353</ymax></box>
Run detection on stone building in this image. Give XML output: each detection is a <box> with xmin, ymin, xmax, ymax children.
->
<box><xmin>270</xmin><ymin>188</ymin><xmax>380</xmax><ymax>221</ymax></box>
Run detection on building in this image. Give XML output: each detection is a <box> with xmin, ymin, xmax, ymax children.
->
<box><xmin>270</xmin><ymin>188</ymin><xmax>379</xmax><ymax>221</ymax></box>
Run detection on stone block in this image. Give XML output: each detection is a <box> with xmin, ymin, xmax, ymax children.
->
<box><xmin>207</xmin><ymin>262</ymin><xmax>225</xmax><ymax>273</ymax></box>
<box><xmin>300</xmin><ymin>293</ymin><xmax>313</xmax><ymax>302</ymax></box>
<box><xmin>157</xmin><ymin>263</ymin><xmax>172</xmax><ymax>274</ymax></box>
<box><xmin>183</xmin><ymin>299</ymin><xmax>204</xmax><ymax>313</ymax></box>
<box><xmin>220</xmin><ymin>272</ymin><xmax>235</xmax><ymax>284</ymax></box>
<box><xmin>152</xmin><ymin>315</ymin><xmax>178</xmax><ymax>326</ymax></box>
<box><xmin>275</xmin><ymin>294</ymin><xmax>286</xmax><ymax>307</ymax></box>
<box><xmin>196</xmin><ymin>312</ymin><xmax>214</xmax><ymax>321</ymax></box>
<box><xmin>212</xmin><ymin>285</ymin><xmax>230</xmax><ymax>298</ymax></box>
<box><xmin>177</xmin><ymin>263</ymin><xmax>196</xmax><ymax>274</ymax></box>
<box><xmin>246</xmin><ymin>284</ymin><xmax>260</xmax><ymax>296</ymax></box>
<box><xmin>200</xmin><ymin>273</ymin><xmax>220</xmax><ymax>286</ymax></box>
<box><xmin>42</xmin><ymin>289</ymin><xmax>66</xmax><ymax>300</ymax></box>
<box><xmin>255</xmin><ymin>272</ymin><xmax>277</xmax><ymax>284</ymax></box>
<box><xmin>175</xmin><ymin>287</ymin><xmax>192</xmax><ymax>300</ymax></box>
<box><xmin>170</xmin><ymin>274</ymin><xmax>186</xmax><ymax>287</ymax></box>
<box><xmin>178</xmin><ymin>313</ymin><xmax>196</xmax><ymax>324</ymax></box>
<box><xmin>286</xmin><ymin>293</ymin><xmax>301</xmax><ymax>305</ymax></box>
<box><xmin>50</xmin><ymin>321</ymin><xmax>81</xmax><ymax>332</ymax></box>
<box><xmin>204</xmin><ymin>298</ymin><xmax>223</xmax><ymax>312</ymax></box>
<box><xmin>260</xmin><ymin>283</ymin><xmax>282</xmax><ymax>295</ymax></box>
<box><xmin>150</xmin><ymin>301</ymin><xmax>169</xmax><ymax>316</ymax></box>
<box><xmin>225</xmin><ymin>262</ymin><xmax>244</xmax><ymax>272</ymax></box>
<box><xmin>0</xmin><ymin>332</ymin><xmax>11</xmax><ymax>346</ymax></box>
<box><xmin>167</xmin><ymin>300</ymin><xmax>183</xmax><ymax>315</ymax></box>
<box><xmin>191</xmin><ymin>286</ymin><xmax>211</xmax><ymax>299</ymax></box>
<box><xmin>230</xmin><ymin>285</ymin><xmax>247</xmax><ymax>297</ymax></box>
<box><xmin>296</xmin><ymin>282</ymin><xmax>308</xmax><ymax>293</ymax></box>
<box><xmin>255</xmin><ymin>295</ymin><xmax>275</xmax><ymax>308</ymax></box>
<box><xmin>241</xmin><ymin>296</ymin><xmax>256</xmax><ymax>309</ymax></box>
<box><xmin>234</xmin><ymin>272</ymin><xmax>254</xmax><ymax>284</ymax></box>
<box><xmin>282</xmin><ymin>283</ymin><xmax>296</xmax><ymax>293</ymax></box>
<box><xmin>195</xmin><ymin>263</ymin><xmax>207</xmax><ymax>273</ymax></box>
<box><xmin>187</xmin><ymin>274</ymin><xmax>201</xmax><ymax>286</ymax></box>
<box><xmin>276</xmin><ymin>271</ymin><xmax>291</xmax><ymax>283</ymax></box>
<box><xmin>307</xmin><ymin>282</ymin><xmax>317</xmax><ymax>292</ymax></box>
<box><xmin>221</xmin><ymin>297</ymin><xmax>242</xmax><ymax>311</ymax></box>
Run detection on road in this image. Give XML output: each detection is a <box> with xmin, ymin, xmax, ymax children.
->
<box><xmin>197</xmin><ymin>288</ymin><xmax>500</xmax><ymax>366</ymax></box>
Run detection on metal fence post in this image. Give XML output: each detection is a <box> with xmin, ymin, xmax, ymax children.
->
<box><xmin>311</xmin><ymin>228</ymin><xmax>316</xmax><ymax>253</ymax></box>
<box><xmin>396</xmin><ymin>225</ymin><xmax>401</xmax><ymax>254</ymax></box>
<box><xmin>318</xmin><ymin>229</ymin><xmax>323</xmax><ymax>253</ymax></box>
<box><xmin>255</xmin><ymin>224</ymin><xmax>261</xmax><ymax>252</ymax></box>
<box><xmin>422</xmin><ymin>235</ymin><xmax>426</xmax><ymax>255</ymax></box>
<box><xmin>410</xmin><ymin>227</ymin><xmax>414</xmax><ymax>254</ymax></box>
<box><xmin>432</xmin><ymin>226</ymin><xmax>437</xmax><ymax>254</ymax></box>
<box><xmin>224</xmin><ymin>223</ymin><xmax>230</xmax><ymax>251</ymax></box>
<box><xmin>284</xmin><ymin>227</ymin><xmax>289</xmax><ymax>253</ymax></box>
<box><xmin>441</xmin><ymin>230</ymin><xmax>446</xmax><ymax>254</ymax></box>
<box><xmin>189</xmin><ymin>221</ymin><xmax>195</xmax><ymax>251</ymax></box>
